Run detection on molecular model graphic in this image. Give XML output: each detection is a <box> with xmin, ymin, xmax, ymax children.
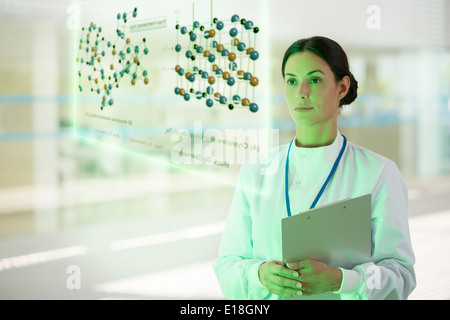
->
<box><xmin>77</xmin><ymin>7</ymin><xmax>150</xmax><ymax>110</ymax></box>
<box><xmin>174</xmin><ymin>14</ymin><xmax>260</xmax><ymax>113</ymax></box>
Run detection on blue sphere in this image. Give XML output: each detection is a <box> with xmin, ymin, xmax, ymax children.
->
<box><xmin>178</xmin><ymin>68</ymin><xmax>185</xmax><ymax>76</ymax></box>
<box><xmin>206</xmin><ymin>86</ymin><xmax>214</xmax><ymax>95</ymax></box>
<box><xmin>232</xmin><ymin>95</ymin><xmax>241</xmax><ymax>104</ymax></box>
<box><xmin>184</xmin><ymin>93</ymin><xmax>190</xmax><ymax>101</ymax></box>
<box><xmin>219</xmin><ymin>96</ymin><xmax>227</xmax><ymax>104</ymax></box>
<box><xmin>181</xmin><ymin>26</ymin><xmax>187</xmax><ymax>34</ymax></box>
<box><xmin>188</xmin><ymin>74</ymin><xmax>195</xmax><ymax>82</ymax></box>
<box><xmin>221</xmin><ymin>49</ymin><xmax>229</xmax><ymax>57</ymax></box>
<box><xmin>250</xmin><ymin>50</ymin><xmax>260</xmax><ymax>61</ymax></box>
<box><xmin>244</xmin><ymin>21</ymin><xmax>254</xmax><ymax>30</ymax></box>
<box><xmin>249</xmin><ymin>103</ymin><xmax>259</xmax><ymax>113</ymax></box>
<box><xmin>237</xmin><ymin>42</ymin><xmax>246</xmax><ymax>52</ymax></box>
<box><xmin>175</xmin><ymin>44</ymin><xmax>181</xmax><ymax>52</ymax></box>
<box><xmin>206</xmin><ymin>99</ymin><xmax>214</xmax><ymax>107</ymax></box>
<box><xmin>193</xmin><ymin>21</ymin><xmax>200</xmax><ymax>29</ymax></box>
<box><xmin>185</xmin><ymin>50</ymin><xmax>193</xmax><ymax>58</ymax></box>
<box><xmin>175</xmin><ymin>87</ymin><xmax>180</xmax><ymax>94</ymax></box>
<box><xmin>215</xmin><ymin>68</ymin><xmax>223</xmax><ymax>75</ymax></box>
<box><xmin>244</xmin><ymin>72</ymin><xmax>252</xmax><ymax>80</ymax></box>
<box><xmin>229</xmin><ymin>28</ymin><xmax>238</xmax><ymax>37</ymax></box>
<box><xmin>212</xmin><ymin>41</ymin><xmax>218</xmax><ymax>48</ymax></box>
<box><xmin>227</xmin><ymin>77</ymin><xmax>235</xmax><ymax>86</ymax></box>
<box><xmin>229</xmin><ymin>62</ymin><xmax>237</xmax><ymax>71</ymax></box>
<box><xmin>202</xmin><ymin>71</ymin><xmax>209</xmax><ymax>79</ymax></box>
<box><xmin>196</xmin><ymin>91</ymin><xmax>203</xmax><ymax>99</ymax></box>
<box><xmin>216</xmin><ymin>21</ymin><xmax>224</xmax><ymax>30</ymax></box>
<box><xmin>231</xmin><ymin>14</ymin><xmax>240</xmax><ymax>22</ymax></box>
<box><xmin>144</xmin><ymin>48</ymin><xmax>149</xmax><ymax>55</ymax></box>
<box><xmin>208</xmin><ymin>54</ymin><xmax>216</xmax><ymax>63</ymax></box>
<box><xmin>196</xmin><ymin>46</ymin><xmax>204</xmax><ymax>53</ymax></box>
<box><xmin>190</xmin><ymin>33</ymin><xmax>197</xmax><ymax>41</ymax></box>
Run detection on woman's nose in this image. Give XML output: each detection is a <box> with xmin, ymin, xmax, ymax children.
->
<box><xmin>298</xmin><ymin>82</ymin><xmax>309</xmax><ymax>100</ymax></box>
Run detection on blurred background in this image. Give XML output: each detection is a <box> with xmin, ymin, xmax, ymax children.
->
<box><xmin>0</xmin><ymin>0</ymin><xmax>449</xmax><ymax>299</ymax></box>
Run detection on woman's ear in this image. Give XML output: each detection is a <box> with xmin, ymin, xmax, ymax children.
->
<box><xmin>338</xmin><ymin>75</ymin><xmax>351</xmax><ymax>99</ymax></box>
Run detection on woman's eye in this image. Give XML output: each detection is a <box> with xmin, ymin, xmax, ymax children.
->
<box><xmin>310</xmin><ymin>78</ymin><xmax>321</xmax><ymax>84</ymax></box>
<box><xmin>287</xmin><ymin>79</ymin><xmax>297</xmax><ymax>85</ymax></box>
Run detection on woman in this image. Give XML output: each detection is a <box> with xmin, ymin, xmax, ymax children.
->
<box><xmin>212</xmin><ymin>36</ymin><xmax>416</xmax><ymax>300</ymax></box>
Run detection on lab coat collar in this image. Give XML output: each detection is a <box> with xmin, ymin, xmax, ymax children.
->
<box><xmin>290</xmin><ymin>130</ymin><xmax>344</xmax><ymax>164</ymax></box>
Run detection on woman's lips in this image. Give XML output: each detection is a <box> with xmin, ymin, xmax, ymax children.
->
<box><xmin>294</xmin><ymin>107</ymin><xmax>313</xmax><ymax>112</ymax></box>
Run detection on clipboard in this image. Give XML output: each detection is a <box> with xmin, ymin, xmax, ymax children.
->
<box><xmin>281</xmin><ymin>194</ymin><xmax>372</xmax><ymax>300</ymax></box>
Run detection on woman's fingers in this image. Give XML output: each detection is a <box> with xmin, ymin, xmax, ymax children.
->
<box><xmin>259</xmin><ymin>261</ymin><xmax>303</xmax><ymax>296</ymax></box>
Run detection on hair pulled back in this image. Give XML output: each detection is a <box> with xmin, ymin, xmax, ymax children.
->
<box><xmin>282</xmin><ymin>36</ymin><xmax>358</xmax><ymax>107</ymax></box>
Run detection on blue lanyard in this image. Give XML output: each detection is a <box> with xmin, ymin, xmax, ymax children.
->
<box><xmin>284</xmin><ymin>134</ymin><xmax>347</xmax><ymax>217</ymax></box>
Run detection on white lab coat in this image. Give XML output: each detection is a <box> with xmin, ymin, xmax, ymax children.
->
<box><xmin>213</xmin><ymin>131</ymin><xmax>416</xmax><ymax>300</ymax></box>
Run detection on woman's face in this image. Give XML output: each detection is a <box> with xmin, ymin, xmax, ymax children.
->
<box><xmin>283</xmin><ymin>51</ymin><xmax>348</xmax><ymax>128</ymax></box>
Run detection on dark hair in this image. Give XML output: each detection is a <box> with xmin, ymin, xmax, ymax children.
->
<box><xmin>282</xmin><ymin>36</ymin><xmax>358</xmax><ymax>107</ymax></box>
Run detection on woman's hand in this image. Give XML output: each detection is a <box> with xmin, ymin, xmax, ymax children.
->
<box><xmin>258</xmin><ymin>259</ymin><xmax>342</xmax><ymax>297</ymax></box>
<box><xmin>258</xmin><ymin>260</ymin><xmax>304</xmax><ymax>297</ymax></box>
<box><xmin>286</xmin><ymin>259</ymin><xmax>342</xmax><ymax>295</ymax></box>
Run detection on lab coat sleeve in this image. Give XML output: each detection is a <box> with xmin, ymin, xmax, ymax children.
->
<box><xmin>337</xmin><ymin>160</ymin><xmax>416</xmax><ymax>300</ymax></box>
<box><xmin>212</xmin><ymin>164</ymin><xmax>272</xmax><ymax>300</ymax></box>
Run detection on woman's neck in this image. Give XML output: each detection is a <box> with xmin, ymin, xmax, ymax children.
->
<box><xmin>295</xmin><ymin>122</ymin><xmax>337</xmax><ymax>148</ymax></box>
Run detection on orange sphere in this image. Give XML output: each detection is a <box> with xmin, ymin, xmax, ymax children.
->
<box><xmin>214</xmin><ymin>92</ymin><xmax>221</xmax><ymax>100</ymax></box>
<box><xmin>203</xmin><ymin>50</ymin><xmax>210</xmax><ymax>57</ymax></box>
<box><xmin>212</xmin><ymin>64</ymin><xmax>219</xmax><ymax>71</ymax></box>
<box><xmin>228</xmin><ymin>52</ymin><xmax>236</xmax><ymax>62</ymax></box>
<box><xmin>237</xmin><ymin>70</ymin><xmax>245</xmax><ymax>79</ymax></box>
<box><xmin>250</xmin><ymin>76</ymin><xmax>259</xmax><ymax>87</ymax></box>
<box><xmin>246</xmin><ymin>47</ymin><xmax>254</xmax><ymax>55</ymax></box>
<box><xmin>185</xmin><ymin>72</ymin><xmax>191</xmax><ymax>80</ymax></box>
<box><xmin>222</xmin><ymin>71</ymin><xmax>230</xmax><ymax>80</ymax></box>
<box><xmin>179</xmin><ymin>88</ymin><xmax>186</xmax><ymax>96</ymax></box>
<box><xmin>217</xmin><ymin>44</ymin><xmax>224</xmax><ymax>52</ymax></box>
<box><xmin>242</xmin><ymin>98</ymin><xmax>250</xmax><ymax>106</ymax></box>
<box><xmin>144</xmin><ymin>77</ymin><xmax>149</xmax><ymax>85</ymax></box>
<box><xmin>175</xmin><ymin>65</ymin><xmax>181</xmax><ymax>72</ymax></box>
<box><xmin>208</xmin><ymin>76</ymin><xmax>216</xmax><ymax>85</ymax></box>
<box><xmin>233</xmin><ymin>38</ymin><xmax>240</xmax><ymax>46</ymax></box>
<box><xmin>208</xmin><ymin>29</ymin><xmax>216</xmax><ymax>38</ymax></box>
